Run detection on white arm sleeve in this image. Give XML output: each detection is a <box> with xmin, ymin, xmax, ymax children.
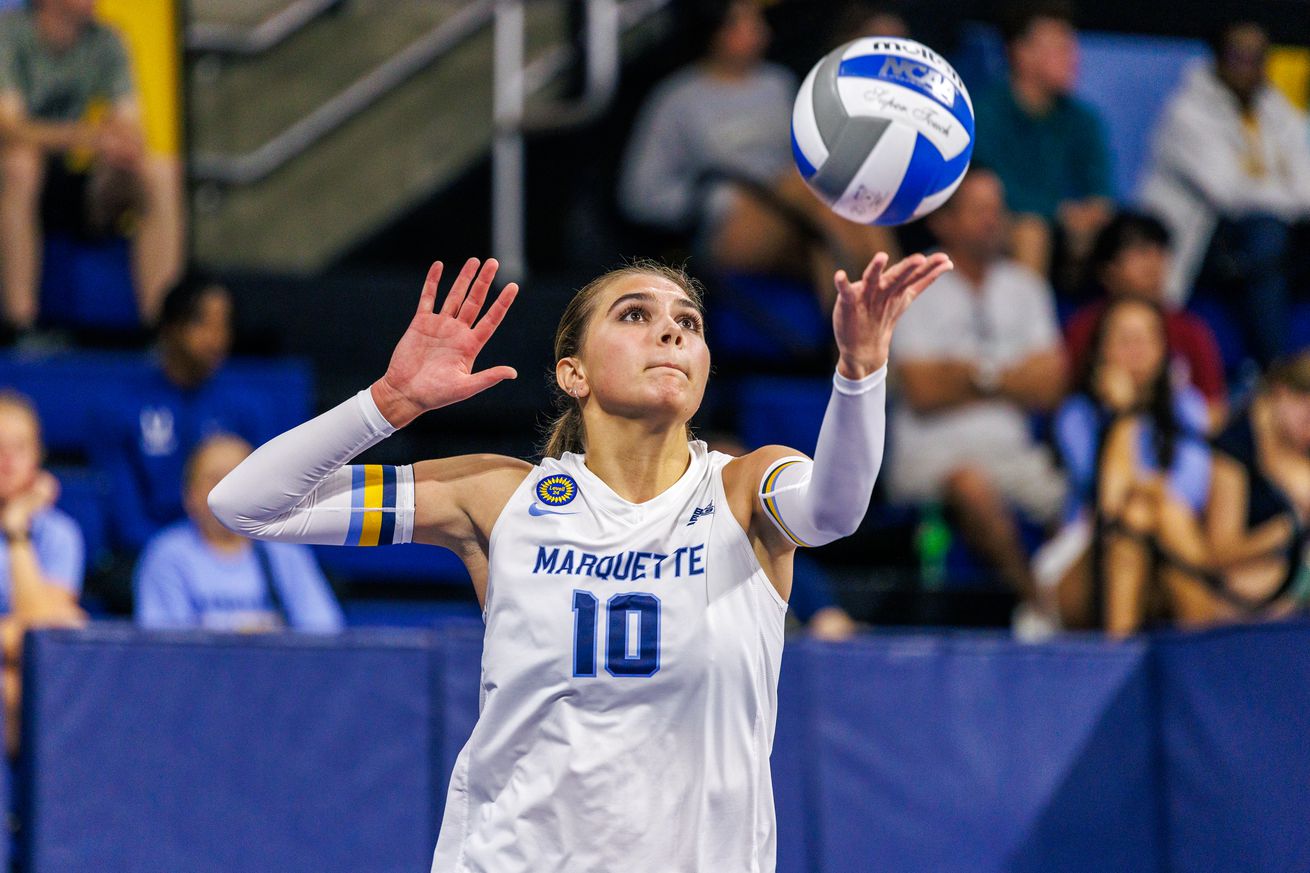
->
<box><xmin>208</xmin><ymin>390</ymin><xmax>416</xmax><ymax>546</ymax></box>
<box><xmin>757</xmin><ymin>366</ymin><xmax>887</xmax><ymax>547</ymax></box>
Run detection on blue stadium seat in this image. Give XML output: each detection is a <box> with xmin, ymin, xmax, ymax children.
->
<box><xmin>736</xmin><ymin>375</ymin><xmax>831</xmax><ymax>456</ymax></box>
<box><xmin>51</xmin><ymin>467</ymin><xmax>108</xmax><ymax>571</ymax></box>
<box><xmin>0</xmin><ymin>351</ymin><xmax>313</xmax><ymax>457</ymax></box>
<box><xmin>40</xmin><ymin>235</ymin><xmax>139</xmax><ymax>331</ymax></box>
<box><xmin>708</xmin><ymin>274</ymin><xmax>828</xmax><ymax>367</ymax></box>
<box><xmin>315</xmin><ymin>543</ymin><xmax>471</xmax><ymax>587</ymax></box>
<box><xmin>1074</xmin><ymin>33</ymin><xmax>1209</xmax><ymax>200</ymax></box>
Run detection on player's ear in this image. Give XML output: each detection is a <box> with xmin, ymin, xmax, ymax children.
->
<box><xmin>555</xmin><ymin>357</ymin><xmax>588</xmax><ymax>399</ymax></box>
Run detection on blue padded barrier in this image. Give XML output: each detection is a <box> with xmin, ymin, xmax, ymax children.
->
<box><xmin>793</xmin><ymin>635</ymin><xmax>1162</xmax><ymax>873</ymax></box>
<box><xmin>40</xmin><ymin>235</ymin><xmax>138</xmax><ymax>331</ymax></box>
<box><xmin>315</xmin><ymin>542</ymin><xmax>471</xmax><ymax>586</ymax></box>
<box><xmin>19</xmin><ymin>622</ymin><xmax>1310</xmax><ymax>873</ymax></box>
<box><xmin>1156</xmin><ymin>624</ymin><xmax>1310</xmax><ymax>873</ymax></box>
<box><xmin>21</xmin><ymin>626</ymin><xmax>438</xmax><ymax>873</ymax></box>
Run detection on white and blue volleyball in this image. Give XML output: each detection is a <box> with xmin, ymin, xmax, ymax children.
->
<box><xmin>791</xmin><ymin>37</ymin><xmax>974</xmax><ymax>226</ymax></box>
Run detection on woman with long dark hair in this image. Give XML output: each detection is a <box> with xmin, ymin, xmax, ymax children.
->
<box><xmin>1034</xmin><ymin>295</ymin><xmax>1211</xmax><ymax>633</ymax></box>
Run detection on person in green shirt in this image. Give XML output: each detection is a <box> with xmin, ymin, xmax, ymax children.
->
<box><xmin>972</xmin><ymin>0</ymin><xmax>1114</xmax><ymax>287</ymax></box>
<box><xmin>0</xmin><ymin>0</ymin><xmax>179</xmax><ymax>335</ymax></box>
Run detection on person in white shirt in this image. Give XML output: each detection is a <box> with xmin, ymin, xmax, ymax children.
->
<box><xmin>888</xmin><ymin>168</ymin><xmax>1068</xmax><ymax>603</ymax></box>
<box><xmin>1139</xmin><ymin>20</ymin><xmax>1310</xmax><ymax>363</ymax></box>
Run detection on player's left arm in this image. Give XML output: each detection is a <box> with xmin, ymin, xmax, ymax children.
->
<box><xmin>724</xmin><ymin>252</ymin><xmax>953</xmax><ymax>596</ymax></box>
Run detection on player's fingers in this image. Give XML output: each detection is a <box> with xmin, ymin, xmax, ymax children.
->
<box><xmin>416</xmin><ymin>261</ymin><xmax>443</xmax><ymax>316</ymax></box>
<box><xmin>466</xmin><ymin>365</ymin><xmax>518</xmax><ymax>395</ymax></box>
<box><xmin>439</xmin><ymin>257</ymin><xmax>480</xmax><ymax>318</ymax></box>
<box><xmin>878</xmin><ymin>253</ymin><xmax>925</xmax><ymax>292</ymax></box>
<box><xmin>457</xmin><ymin>258</ymin><xmax>499</xmax><ymax>325</ymax></box>
<box><xmin>472</xmin><ymin>282</ymin><xmax>519</xmax><ymax>345</ymax></box>
<box><xmin>834</xmin><ymin>270</ymin><xmax>855</xmax><ymax>304</ymax></box>
<box><xmin>906</xmin><ymin>256</ymin><xmax>954</xmax><ymax>294</ymax></box>
<box><xmin>860</xmin><ymin>252</ymin><xmax>889</xmax><ymax>287</ymax></box>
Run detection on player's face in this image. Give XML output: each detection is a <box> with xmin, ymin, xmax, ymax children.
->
<box><xmin>174</xmin><ymin>289</ymin><xmax>233</xmax><ymax>381</ymax></box>
<box><xmin>937</xmin><ymin>173</ymin><xmax>1007</xmax><ymax>259</ymax></box>
<box><xmin>184</xmin><ymin>439</ymin><xmax>251</xmax><ymax>537</ymax></box>
<box><xmin>1102</xmin><ymin>302</ymin><xmax>1166</xmax><ymax>388</ymax></box>
<box><xmin>1218</xmin><ymin>25</ymin><xmax>1268</xmax><ymax>100</ymax></box>
<box><xmin>578</xmin><ymin>275</ymin><xmax>709</xmax><ymax>425</ymax></box>
<box><xmin>711</xmin><ymin>1</ymin><xmax>770</xmax><ymax>67</ymax></box>
<box><xmin>1018</xmin><ymin>18</ymin><xmax>1079</xmax><ymax>94</ymax></box>
<box><xmin>1269</xmin><ymin>385</ymin><xmax>1310</xmax><ymax>454</ymax></box>
<box><xmin>0</xmin><ymin>405</ymin><xmax>40</xmax><ymax>502</ymax></box>
<box><xmin>1103</xmin><ymin>242</ymin><xmax>1169</xmax><ymax>301</ymax></box>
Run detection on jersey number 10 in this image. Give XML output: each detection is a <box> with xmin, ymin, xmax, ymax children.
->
<box><xmin>572</xmin><ymin>590</ymin><xmax>661</xmax><ymax>678</ymax></box>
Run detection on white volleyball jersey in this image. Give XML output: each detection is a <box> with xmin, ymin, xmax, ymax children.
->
<box><xmin>432</xmin><ymin>440</ymin><xmax>788</xmax><ymax>873</ymax></box>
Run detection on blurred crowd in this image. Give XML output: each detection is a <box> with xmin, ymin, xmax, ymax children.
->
<box><xmin>0</xmin><ymin>0</ymin><xmax>1307</xmax><ymax>737</ymax></box>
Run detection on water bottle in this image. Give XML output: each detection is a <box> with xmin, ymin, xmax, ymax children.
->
<box><xmin>915</xmin><ymin>502</ymin><xmax>951</xmax><ymax>591</ymax></box>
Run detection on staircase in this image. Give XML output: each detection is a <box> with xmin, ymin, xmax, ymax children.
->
<box><xmin>186</xmin><ymin>0</ymin><xmax>577</xmax><ymax>273</ymax></box>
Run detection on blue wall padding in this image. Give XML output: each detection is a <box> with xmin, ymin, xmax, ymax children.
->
<box><xmin>18</xmin><ymin>622</ymin><xmax>1310</xmax><ymax>873</ymax></box>
<box><xmin>1156</xmin><ymin>625</ymin><xmax>1310</xmax><ymax>873</ymax></box>
<box><xmin>794</xmin><ymin>636</ymin><xmax>1161</xmax><ymax>873</ymax></box>
<box><xmin>21</xmin><ymin>627</ymin><xmax>437</xmax><ymax>873</ymax></box>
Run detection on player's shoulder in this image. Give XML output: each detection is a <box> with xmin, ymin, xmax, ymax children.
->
<box><xmin>722</xmin><ymin>445</ymin><xmax>810</xmax><ymax>496</ymax></box>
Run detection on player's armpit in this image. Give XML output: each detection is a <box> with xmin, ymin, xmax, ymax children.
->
<box><xmin>411</xmin><ymin>455</ymin><xmax>534</xmax><ymax>552</ymax></box>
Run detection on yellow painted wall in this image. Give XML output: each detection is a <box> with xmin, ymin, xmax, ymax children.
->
<box><xmin>1269</xmin><ymin>45</ymin><xmax>1310</xmax><ymax>111</ymax></box>
<box><xmin>95</xmin><ymin>0</ymin><xmax>180</xmax><ymax>156</ymax></box>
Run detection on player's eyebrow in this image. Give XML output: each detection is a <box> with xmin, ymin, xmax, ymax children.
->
<box><xmin>606</xmin><ymin>292</ymin><xmax>700</xmax><ymax>314</ymax></box>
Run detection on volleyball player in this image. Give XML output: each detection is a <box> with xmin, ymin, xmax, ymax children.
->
<box><xmin>209</xmin><ymin>251</ymin><xmax>951</xmax><ymax>872</ymax></box>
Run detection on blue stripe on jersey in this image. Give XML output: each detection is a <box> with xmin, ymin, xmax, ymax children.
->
<box><xmin>875</xmin><ymin>134</ymin><xmax>941</xmax><ymax>226</ymax></box>
<box><xmin>345</xmin><ymin>465</ymin><xmax>366</xmax><ymax>546</ymax></box>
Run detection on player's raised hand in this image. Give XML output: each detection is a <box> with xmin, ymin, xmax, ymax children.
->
<box><xmin>831</xmin><ymin>251</ymin><xmax>952</xmax><ymax>379</ymax></box>
<box><xmin>371</xmin><ymin>258</ymin><xmax>519</xmax><ymax>428</ymax></box>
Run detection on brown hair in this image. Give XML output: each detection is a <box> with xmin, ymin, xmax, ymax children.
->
<box><xmin>540</xmin><ymin>260</ymin><xmax>706</xmax><ymax>459</ymax></box>
<box><xmin>0</xmin><ymin>389</ymin><xmax>42</xmax><ymax>449</ymax></box>
<box><xmin>1264</xmin><ymin>352</ymin><xmax>1310</xmax><ymax>395</ymax></box>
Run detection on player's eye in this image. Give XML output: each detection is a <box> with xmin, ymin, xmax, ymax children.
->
<box><xmin>678</xmin><ymin>313</ymin><xmax>703</xmax><ymax>332</ymax></box>
<box><xmin>619</xmin><ymin>305</ymin><xmax>647</xmax><ymax>322</ymax></box>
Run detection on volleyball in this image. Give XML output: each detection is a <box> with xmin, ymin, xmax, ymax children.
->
<box><xmin>791</xmin><ymin>37</ymin><xmax>975</xmax><ymax>226</ymax></box>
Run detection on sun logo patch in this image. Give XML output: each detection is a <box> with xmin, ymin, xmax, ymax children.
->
<box><xmin>537</xmin><ymin>474</ymin><xmax>578</xmax><ymax>506</ymax></box>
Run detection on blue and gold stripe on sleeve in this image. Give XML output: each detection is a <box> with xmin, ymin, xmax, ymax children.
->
<box><xmin>345</xmin><ymin>464</ymin><xmax>398</xmax><ymax>546</ymax></box>
<box><xmin>760</xmin><ymin>459</ymin><xmax>814</xmax><ymax>548</ymax></box>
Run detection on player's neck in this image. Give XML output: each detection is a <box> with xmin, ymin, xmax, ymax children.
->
<box><xmin>581</xmin><ymin>423</ymin><xmax>691</xmax><ymax>505</ymax></box>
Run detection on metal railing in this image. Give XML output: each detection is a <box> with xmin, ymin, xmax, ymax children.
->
<box><xmin>494</xmin><ymin>0</ymin><xmax>670</xmax><ymax>277</ymax></box>
<box><xmin>190</xmin><ymin>0</ymin><xmax>671</xmax><ymax>274</ymax></box>
<box><xmin>187</xmin><ymin>0</ymin><xmax>346</xmax><ymax>55</ymax></box>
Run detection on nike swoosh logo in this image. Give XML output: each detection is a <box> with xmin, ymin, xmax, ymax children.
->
<box><xmin>529</xmin><ymin>503</ymin><xmax>577</xmax><ymax>517</ymax></box>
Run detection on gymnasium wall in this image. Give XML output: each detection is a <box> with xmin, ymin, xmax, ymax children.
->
<box><xmin>16</xmin><ymin>622</ymin><xmax>1310</xmax><ymax>872</ymax></box>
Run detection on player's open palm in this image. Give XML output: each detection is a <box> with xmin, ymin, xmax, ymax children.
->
<box><xmin>832</xmin><ymin>252</ymin><xmax>953</xmax><ymax>377</ymax></box>
<box><xmin>375</xmin><ymin>258</ymin><xmax>519</xmax><ymax>427</ymax></box>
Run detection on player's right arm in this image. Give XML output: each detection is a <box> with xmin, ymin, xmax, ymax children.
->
<box><xmin>209</xmin><ymin>258</ymin><xmax>525</xmax><ymax>556</ymax></box>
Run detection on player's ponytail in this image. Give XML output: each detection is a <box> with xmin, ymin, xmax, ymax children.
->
<box><xmin>541</xmin><ymin>260</ymin><xmax>705</xmax><ymax>459</ymax></box>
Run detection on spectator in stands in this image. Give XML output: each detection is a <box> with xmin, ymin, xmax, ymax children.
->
<box><xmin>92</xmin><ymin>274</ymin><xmax>269</xmax><ymax>556</ymax></box>
<box><xmin>888</xmin><ymin>168</ymin><xmax>1067</xmax><ymax>605</ymax></box>
<box><xmin>0</xmin><ymin>391</ymin><xmax>86</xmax><ymax>752</ymax></box>
<box><xmin>1173</xmin><ymin>353</ymin><xmax>1310</xmax><ymax>625</ymax></box>
<box><xmin>972</xmin><ymin>0</ymin><xmax>1113</xmax><ymax>286</ymax></box>
<box><xmin>135</xmin><ymin>435</ymin><xmax>342</xmax><ymax>633</ymax></box>
<box><xmin>0</xmin><ymin>0</ymin><xmax>184</xmax><ymax>336</ymax></box>
<box><xmin>1035</xmin><ymin>296</ymin><xmax>1211</xmax><ymax>634</ymax></box>
<box><xmin>619</xmin><ymin>0</ymin><xmax>896</xmax><ymax>307</ymax></box>
<box><xmin>1064</xmin><ymin>212</ymin><xmax>1228</xmax><ymax>429</ymax></box>
<box><xmin>1139</xmin><ymin>20</ymin><xmax>1310</xmax><ymax>365</ymax></box>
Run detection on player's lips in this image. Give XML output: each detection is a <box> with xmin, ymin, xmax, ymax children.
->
<box><xmin>648</xmin><ymin>362</ymin><xmax>688</xmax><ymax>377</ymax></box>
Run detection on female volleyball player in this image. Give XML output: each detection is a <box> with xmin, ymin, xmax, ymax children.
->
<box><xmin>209</xmin><ymin>251</ymin><xmax>950</xmax><ymax>872</ymax></box>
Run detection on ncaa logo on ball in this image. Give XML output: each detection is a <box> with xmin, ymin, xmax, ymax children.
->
<box><xmin>878</xmin><ymin>57</ymin><xmax>956</xmax><ymax>106</ymax></box>
<box><xmin>537</xmin><ymin>475</ymin><xmax>578</xmax><ymax>506</ymax></box>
